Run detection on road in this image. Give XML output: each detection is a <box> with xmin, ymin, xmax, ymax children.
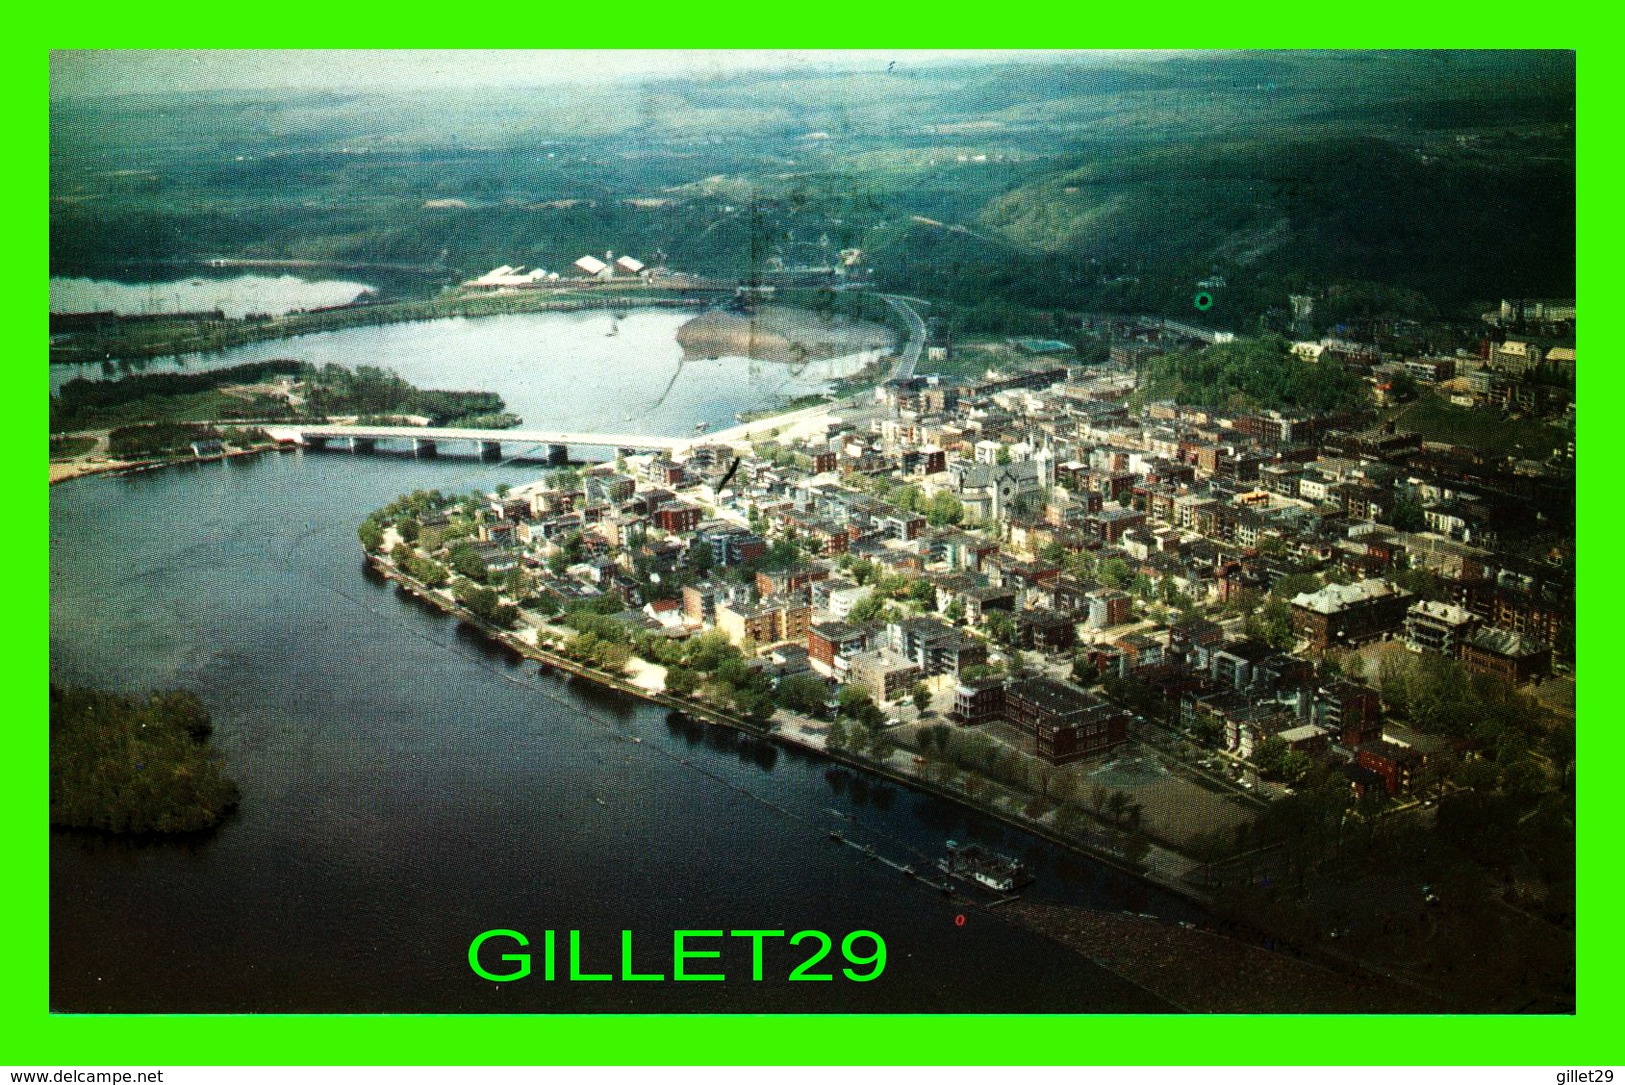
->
<box><xmin>879</xmin><ymin>294</ymin><xmax>926</xmax><ymax>383</ymax></box>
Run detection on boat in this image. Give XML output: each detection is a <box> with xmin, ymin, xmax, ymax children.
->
<box><xmin>828</xmin><ymin>831</ymin><xmax>844</xmax><ymax>842</ymax></box>
<box><xmin>902</xmin><ymin>865</ymin><xmax>917</xmax><ymax>878</ymax></box>
<box><xmin>938</xmin><ymin>839</ymin><xmax>1034</xmax><ymax>893</ymax></box>
<box><xmin>694</xmin><ymin>421</ymin><xmax>709</xmax><ymax>433</ymax></box>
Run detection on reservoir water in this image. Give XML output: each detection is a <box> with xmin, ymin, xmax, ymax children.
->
<box><xmin>49</xmin><ymin>313</ymin><xmax>1197</xmax><ymax>1013</ymax></box>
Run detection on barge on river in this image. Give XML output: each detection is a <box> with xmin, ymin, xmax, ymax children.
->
<box><xmin>938</xmin><ymin>840</ymin><xmax>1034</xmax><ymax>893</ymax></box>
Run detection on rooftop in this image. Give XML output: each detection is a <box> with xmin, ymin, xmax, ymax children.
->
<box><xmin>1291</xmin><ymin>579</ymin><xmax>1407</xmax><ymax>615</ymax></box>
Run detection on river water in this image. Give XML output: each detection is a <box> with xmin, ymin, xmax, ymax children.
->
<box><xmin>49</xmin><ymin>274</ymin><xmax>376</xmax><ymax>320</ymax></box>
<box><xmin>49</xmin><ymin>309</ymin><xmax>878</xmax><ymax>438</ymax></box>
<box><xmin>49</xmin><ymin>314</ymin><xmax>1198</xmax><ymax>1013</ymax></box>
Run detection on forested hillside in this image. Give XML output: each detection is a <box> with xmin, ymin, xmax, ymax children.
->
<box><xmin>52</xmin><ymin>51</ymin><xmax>1574</xmax><ymax>332</ymax></box>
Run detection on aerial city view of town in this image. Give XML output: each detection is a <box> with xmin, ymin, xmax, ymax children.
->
<box><xmin>48</xmin><ymin>50</ymin><xmax>1575</xmax><ymax>1015</ymax></box>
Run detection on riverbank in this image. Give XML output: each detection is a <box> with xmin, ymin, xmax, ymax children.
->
<box><xmin>49</xmin><ymin>443</ymin><xmax>284</xmax><ymax>486</ymax></box>
<box><xmin>50</xmin><ymin>286</ymin><xmax>712</xmax><ymax>366</ymax></box>
<box><xmin>363</xmin><ymin>551</ymin><xmax>1440</xmax><ymax>1012</ymax></box>
<box><xmin>364</xmin><ymin>550</ymin><xmax>1196</xmax><ymax>888</ymax></box>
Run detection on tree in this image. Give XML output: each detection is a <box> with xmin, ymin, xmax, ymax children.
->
<box><xmin>775</xmin><ymin>674</ymin><xmax>829</xmax><ymax>716</ymax></box>
<box><xmin>1389</xmin><ymin>491</ymin><xmax>1427</xmax><ymax>532</ymax></box>
<box><xmin>838</xmin><ymin>691</ymin><xmax>890</xmax><ymax>724</ymax></box>
<box><xmin>1252</xmin><ymin>736</ymin><xmax>1311</xmax><ymax>782</ymax></box>
<box><xmin>449</xmin><ymin>544</ymin><xmax>489</xmax><ymax>583</ymax></box>
<box><xmin>1071</xmin><ymin>657</ymin><xmax>1100</xmax><ymax>687</ymax></box>
<box><xmin>733</xmin><ymin>687</ymin><xmax>777</xmax><ymax>725</ymax></box>
<box><xmin>920</xmin><ymin>723</ymin><xmax>952</xmax><ymax>754</ymax></box>
<box><xmin>911</xmin><ymin>682</ymin><xmax>932</xmax><ymax>714</ymax></box>
<box><xmin>908</xmin><ymin>579</ymin><xmax>937</xmax><ymax>608</ymax></box>
<box><xmin>837</xmin><ymin>685</ymin><xmax>875</xmax><ymax>718</ymax></box>
<box><xmin>846</xmin><ymin>592</ymin><xmax>889</xmax><ymax>624</ymax></box>
<box><xmin>1269</xmin><ymin>573</ymin><xmax>1320</xmax><ymax>601</ymax></box>
<box><xmin>358</xmin><ymin>518</ymin><xmax>385</xmax><ymax>552</ymax></box>
<box><xmin>926</xmin><ymin>492</ymin><xmax>965</xmax><ymax>527</ymax></box>
<box><xmin>664</xmin><ymin>666</ymin><xmax>701</xmax><ymax>697</ymax></box>
<box><xmin>1098</xmin><ymin>558</ymin><xmax>1131</xmax><ymax>589</ymax></box>
<box><xmin>944</xmin><ymin>598</ymin><xmax>965</xmax><ymax>624</ymax></box>
<box><xmin>983</xmin><ymin>609</ymin><xmax>1017</xmax><ymax>647</ymax></box>
<box><xmin>1245</xmin><ymin>597</ymin><xmax>1296</xmax><ymax>650</ymax></box>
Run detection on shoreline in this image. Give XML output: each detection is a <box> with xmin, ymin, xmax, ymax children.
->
<box><xmin>365</xmin><ymin>552</ymin><xmax>1440</xmax><ymax>1012</ymax></box>
<box><xmin>50</xmin><ymin>288</ymin><xmax>715</xmax><ymax>367</ymax></box>
<box><xmin>363</xmin><ymin>550</ymin><xmax>1206</xmax><ymax>902</ymax></box>
<box><xmin>48</xmin><ymin>444</ymin><xmax>286</xmax><ymax>486</ymax></box>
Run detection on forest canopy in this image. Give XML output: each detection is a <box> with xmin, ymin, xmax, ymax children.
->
<box><xmin>1136</xmin><ymin>336</ymin><xmax>1370</xmax><ymax>414</ymax></box>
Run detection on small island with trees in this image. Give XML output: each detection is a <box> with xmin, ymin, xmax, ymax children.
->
<box><xmin>50</xmin><ymin>685</ymin><xmax>241</xmax><ymax>834</ymax></box>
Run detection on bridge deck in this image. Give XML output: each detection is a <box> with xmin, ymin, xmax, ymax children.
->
<box><xmin>266</xmin><ymin>402</ymin><xmax>843</xmax><ymax>457</ymax></box>
<box><xmin>265</xmin><ymin>424</ymin><xmax>690</xmax><ymax>451</ymax></box>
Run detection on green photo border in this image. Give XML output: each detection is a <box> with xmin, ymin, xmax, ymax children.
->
<box><xmin>19</xmin><ymin>19</ymin><xmax>1613</xmax><ymax>1066</ymax></box>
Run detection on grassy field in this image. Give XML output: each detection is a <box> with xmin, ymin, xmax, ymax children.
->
<box><xmin>1390</xmin><ymin>393</ymin><xmax>1571</xmax><ymax>459</ymax></box>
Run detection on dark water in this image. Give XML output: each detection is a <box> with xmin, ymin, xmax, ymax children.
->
<box><xmin>50</xmin><ymin>452</ymin><xmax>1198</xmax><ymax>1012</ymax></box>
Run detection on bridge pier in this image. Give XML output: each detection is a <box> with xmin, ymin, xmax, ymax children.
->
<box><xmin>307</xmin><ymin>436</ymin><xmax>330</xmax><ymax>451</ymax></box>
<box><xmin>351</xmin><ymin>437</ymin><xmax>377</xmax><ymax>454</ymax></box>
<box><xmin>479</xmin><ymin>440</ymin><xmax>503</xmax><ymax>462</ymax></box>
<box><xmin>547</xmin><ymin>444</ymin><xmax>569</xmax><ymax>466</ymax></box>
<box><xmin>413</xmin><ymin>438</ymin><xmax>438</xmax><ymax>459</ymax></box>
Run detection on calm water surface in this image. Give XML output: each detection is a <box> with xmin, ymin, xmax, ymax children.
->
<box><xmin>50</xmin><ymin>315</ymin><xmax>1194</xmax><ymax>1013</ymax></box>
<box><xmin>50</xmin><ymin>274</ymin><xmax>375</xmax><ymax>320</ymax></box>
<box><xmin>49</xmin><ymin>310</ymin><xmax>878</xmax><ymax>437</ymax></box>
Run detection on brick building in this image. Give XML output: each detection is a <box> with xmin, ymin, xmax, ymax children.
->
<box><xmin>1004</xmin><ymin>677</ymin><xmax>1129</xmax><ymax>765</ymax></box>
<box><xmin>1289</xmin><ymin>580</ymin><xmax>1411</xmax><ymax>650</ymax></box>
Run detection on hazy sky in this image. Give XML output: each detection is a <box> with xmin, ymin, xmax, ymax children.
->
<box><xmin>52</xmin><ymin>49</ymin><xmax>1157</xmax><ymax>99</ymax></box>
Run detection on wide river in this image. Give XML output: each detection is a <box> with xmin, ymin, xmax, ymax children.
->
<box><xmin>50</xmin><ymin>312</ymin><xmax>1199</xmax><ymax>1012</ymax></box>
<box><xmin>50</xmin><ymin>308</ymin><xmax>877</xmax><ymax>438</ymax></box>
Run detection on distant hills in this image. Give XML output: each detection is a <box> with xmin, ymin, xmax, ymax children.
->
<box><xmin>51</xmin><ymin>51</ymin><xmax>1573</xmax><ymax>332</ymax></box>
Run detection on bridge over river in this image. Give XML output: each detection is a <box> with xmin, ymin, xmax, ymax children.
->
<box><xmin>263</xmin><ymin>402</ymin><xmax>841</xmax><ymax>462</ymax></box>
